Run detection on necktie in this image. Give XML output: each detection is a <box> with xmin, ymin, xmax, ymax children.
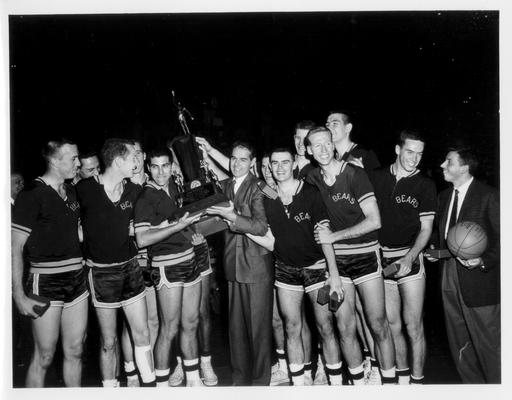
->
<box><xmin>448</xmin><ymin>189</ymin><xmax>459</xmax><ymax>229</ymax></box>
<box><xmin>229</xmin><ymin>178</ymin><xmax>236</xmax><ymax>200</ymax></box>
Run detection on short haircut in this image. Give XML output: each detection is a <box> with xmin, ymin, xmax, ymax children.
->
<box><xmin>101</xmin><ymin>138</ymin><xmax>134</xmax><ymax>168</ymax></box>
<box><xmin>304</xmin><ymin>126</ymin><xmax>332</xmax><ymax>147</ymax></box>
<box><xmin>79</xmin><ymin>150</ymin><xmax>99</xmax><ymax>162</ymax></box>
<box><xmin>42</xmin><ymin>138</ymin><xmax>76</xmax><ymax>165</ymax></box>
<box><xmin>270</xmin><ymin>147</ymin><xmax>295</xmax><ymax>161</ymax></box>
<box><xmin>397</xmin><ymin>129</ymin><xmax>426</xmax><ymax>147</ymax></box>
<box><xmin>449</xmin><ymin>143</ymin><xmax>479</xmax><ymax>176</ymax></box>
<box><xmin>327</xmin><ymin>109</ymin><xmax>353</xmax><ymax>125</ymax></box>
<box><xmin>231</xmin><ymin>140</ymin><xmax>256</xmax><ymax>159</ymax></box>
<box><xmin>147</xmin><ymin>147</ymin><xmax>174</xmax><ymax>164</ymax></box>
<box><xmin>295</xmin><ymin>120</ymin><xmax>316</xmax><ymax>132</ymax></box>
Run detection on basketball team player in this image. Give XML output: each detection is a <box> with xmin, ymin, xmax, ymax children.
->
<box><xmin>120</xmin><ymin>140</ymin><xmax>159</xmax><ymax>386</ymax></box>
<box><xmin>371</xmin><ymin>130</ymin><xmax>436</xmax><ymax>384</ymax></box>
<box><xmin>12</xmin><ymin>139</ymin><xmax>89</xmax><ymax>387</ymax></box>
<box><xmin>76</xmin><ymin>138</ymin><xmax>156</xmax><ymax>387</ymax></box>
<box><xmin>305</xmin><ymin>127</ymin><xmax>397</xmax><ymax>384</ymax></box>
<box><xmin>250</xmin><ymin>147</ymin><xmax>343</xmax><ymax>385</ymax></box>
<box><xmin>134</xmin><ymin>147</ymin><xmax>203</xmax><ymax>386</ymax></box>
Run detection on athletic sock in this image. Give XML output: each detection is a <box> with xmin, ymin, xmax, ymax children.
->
<box><xmin>289</xmin><ymin>363</ymin><xmax>305</xmax><ymax>385</ymax></box>
<box><xmin>276</xmin><ymin>349</ymin><xmax>288</xmax><ymax>372</ymax></box>
<box><xmin>397</xmin><ymin>368</ymin><xmax>411</xmax><ymax>385</ymax></box>
<box><xmin>155</xmin><ymin>368</ymin><xmax>170</xmax><ymax>387</ymax></box>
<box><xmin>183</xmin><ymin>358</ymin><xmax>201</xmax><ymax>383</ymax></box>
<box><xmin>363</xmin><ymin>348</ymin><xmax>371</xmax><ymax>360</ymax></box>
<box><xmin>304</xmin><ymin>362</ymin><xmax>312</xmax><ymax>380</ymax></box>
<box><xmin>124</xmin><ymin>360</ymin><xmax>139</xmax><ymax>383</ymax></box>
<box><xmin>201</xmin><ymin>355</ymin><xmax>212</xmax><ymax>364</ymax></box>
<box><xmin>102</xmin><ymin>379</ymin><xmax>119</xmax><ymax>387</ymax></box>
<box><xmin>325</xmin><ymin>362</ymin><xmax>343</xmax><ymax>385</ymax></box>
<box><xmin>348</xmin><ymin>363</ymin><xmax>365</xmax><ymax>385</ymax></box>
<box><xmin>134</xmin><ymin>344</ymin><xmax>156</xmax><ymax>384</ymax></box>
<box><xmin>380</xmin><ymin>366</ymin><xmax>397</xmax><ymax>384</ymax></box>
<box><xmin>410</xmin><ymin>375</ymin><xmax>424</xmax><ymax>384</ymax></box>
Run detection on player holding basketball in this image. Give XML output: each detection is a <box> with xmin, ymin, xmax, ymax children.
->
<box><xmin>12</xmin><ymin>139</ymin><xmax>88</xmax><ymax>387</ymax></box>
<box><xmin>305</xmin><ymin>127</ymin><xmax>396</xmax><ymax>384</ymax></box>
<box><xmin>430</xmin><ymin>144</ymin><xmax>500</xmax><ymax>383</ymax></box>
<box><xmin>371</xmin><ymin>130</ymin><xmax>436</xmax><ymax>384</ymax></box>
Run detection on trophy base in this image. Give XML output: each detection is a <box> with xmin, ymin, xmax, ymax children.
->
<box><xmin>190</xmin><ymin>215</ymin><xmax>228</xmax><ymax>237</ymax></box>
<box><xmin>172</xmin><ymin>191</ymin><xmax>230</xmax><ymax>237</ymax></box>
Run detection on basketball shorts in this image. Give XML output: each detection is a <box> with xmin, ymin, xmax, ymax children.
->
<box><xmin>194</xmin><ymin>241</ymin><xmax>213</xmax><ymax>277</ymax></box>
<box><xmin>88</xmin><ymin>258</ymin><xmax>146</xmax><ymax>308</ymax></box>
<box><xmin>26</xmin><ymin>267</ymin><xmax>89</xmax><ymax>308</ymax></box>
<box><xmin>335</xmin><ymin>250</ymin><xmax>382</xmax><ymax>285</ymax></box>
<box><xmin>382</xmin><ymin>253</ymin><xmax>425</xmax><ymax>286</ymax></box>
<box><xmin>274</xmin><ymin>260</ymin><xmax>327</xmax><ymax>293</ymax></box>
<box><xmin>150</xmin><ymin>256</ymin><xmax>201</xmax><ymax>290</ymax></box>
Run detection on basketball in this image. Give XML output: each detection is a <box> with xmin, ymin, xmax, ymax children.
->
<box><xmin>447</xmin><ymin>221</ymin><xmax>488</xmax><ymax>260</ymax></box>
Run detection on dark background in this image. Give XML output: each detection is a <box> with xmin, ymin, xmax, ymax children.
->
<box><xmin>9</xmin><ymin>11</ymin><xmax>500</xmax><ymax>386</ymax></box>
<box><xmin>9</xmin><ymin>11</ymin><xmax>499</xmax><ymax>190</ymax></box>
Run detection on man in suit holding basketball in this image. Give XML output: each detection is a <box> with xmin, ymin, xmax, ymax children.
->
<box><xmin>432</xmin><ymin>144</ymin><xmax>500</xmax><ymax>383</ymax></box>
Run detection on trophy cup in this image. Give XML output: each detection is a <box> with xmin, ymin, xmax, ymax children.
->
<box><xmin>168</xmin><ymin>91</ymin><xmax>229</xmax><ymax>236</ymax></box>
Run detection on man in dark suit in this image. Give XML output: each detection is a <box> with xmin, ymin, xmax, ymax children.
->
<box><xmin>431</xmin><ymin>145</ymin><xmax>500</xmax><ymax>383</ymax></box>
<box><xmin>207</xmin><ymin>141</ymin><xmax>273</xmax><ymax>385</ymax></box>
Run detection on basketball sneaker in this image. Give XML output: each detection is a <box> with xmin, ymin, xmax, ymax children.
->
<box><xmin>200</xmin><ymin>359</ymin><xmax>218</xmax><ymax>386</ymax></box>
<box><xmin>169</xmin><ymin>362</ymin><xmax>184</xmax><ymax>386</ymax></box>
<box><xmin>270</xmin><ymin>368</ymin><xmax>289</xmax><ymax>385</ymax></box>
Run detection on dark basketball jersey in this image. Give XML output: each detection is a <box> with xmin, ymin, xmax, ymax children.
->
<box><xmin>12</xmin><ymin>178</ymin><xmax>83</xmax><ymax>273</ymax></box>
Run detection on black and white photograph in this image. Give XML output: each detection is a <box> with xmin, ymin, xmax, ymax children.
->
<box><xmin>1</xmin><ymin>0</ymin><xmax>508</xmax><ymax>398</ymax></box>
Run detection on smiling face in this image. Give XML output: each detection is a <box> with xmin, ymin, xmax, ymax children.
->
<box><xmin>230</xmin><ymin>146</ymin><xmax>255</xmax><ymax>178</ymax></box>
<box><xmin>294</xmin><ymin>128</ymin><xmax>309</xmax><ymax>156</ymax></box>
<box><xmin>270</xmin><ymin>151</ymin><xmax>295</xmax><ymax>183</ymax></box>
<box><xmin>395</xmin><ymin>139</ymin><xmax>424</xmax><ymax>174</ymax></box>
<box><xmin>149</xmin><ymin>155</ymin><xmax>172</xmax><ymax>187</ymax></box>
<box><xmin>261</xmin><ymin>156</ymin><xmax>275</xmax><ymax>186</ymax></box>
<box><xmin>78</xmin><ymin>155</ymin><xmax>100</xmax><ymax>179</ymax></box>
<box><xmin>133</xmin><ymin>141</ymin><xmax>145</xmax><ymax>174</ymax></box>
<box><xmin>326</xmin><ymin>113</ymin><xmax>351</xmax><ymax>144</ymax></box>
<box><xmin>117</xmin><ymin>144</ymin><xmax>138</xmax><ymax>179</ymax></box>
<box><xmin>441</xmin><ymin>151</ymin><xmax>469</xmax><ymax>186</ymax></box>
<box><xmin>306</xmin><ymin>129</ymin><xmax>335</xmax><ymax>166</ymax></box>
<box><xmin>54</xmin><ymin>144</ymin><xmax>81</xmax><ymax>180</ymax></box>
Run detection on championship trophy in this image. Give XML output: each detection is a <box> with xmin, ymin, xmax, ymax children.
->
<box><xmin>168</xmin><ymin>91</ymin><xmax>229</xmax><ymax>236</ymax></box>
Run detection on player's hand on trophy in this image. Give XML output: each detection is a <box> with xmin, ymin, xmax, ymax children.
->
<box><xmin>178</xmin><ymin>211</ymin><xmax>201</xmax><ymax>228</ymax></box>
<box><xmin>196</xmin><ymin>136</ymin><xmax>212</xmax><ymax>154</ymax></box>
<box><xmin>394</xmin><ymin>254</ymin><xmax>414</xmax><ymax>278</ymax></box>
<box><xmin>206</xmin><ymin>200</ymin><xmax>237</xmax><ymax>223</ymax></box>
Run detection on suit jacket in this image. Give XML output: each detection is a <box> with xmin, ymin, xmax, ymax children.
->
<box><xmin>221</xmin><ymin>173</ymin><xmax>273</xmax><ymax>283</ymax></box>
<box><xmin>436</xmin><ymin>179</ymin><xmax>500</xmax><ymax>307</ymax></box>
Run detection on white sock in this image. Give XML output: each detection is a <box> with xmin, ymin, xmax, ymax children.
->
<box><xmin>304</xmin><ymin>362</ymin><xmax>312</xmax><ymax>379</ymax></box>
<box><xmin>276</xmin><ymin>349</ymin><xmax>288</xmax><ymax>371</ymax></box>
<box><xmin>326</xmin><ymin>362</ymin><xmax>342</xmax><ymax>385</ymax></box>
<box><xmin>348</xmin><ymin>363</ymin><xmax>365</xmax><ymax>384</ymax></box>
<box><xmin>289</xmin><ymin>363</ymin><xmax>304</xmax><ymax>386</ymax></box>
<box><xmin>397</xmin><ymin>368</ymin><xmax>410</xmax><ymax>385</ymax></box>
<box><xmin>201</xmin><ymin>355</ymin><xmax>212</xmax><ymax>364</ymax></box>
<box><xmin>155</xmin><ymin>368</ymin><xmax>170</xmax><ymax>387</ymax></box>
<box><xmin>102</xmin><ymin>379</ymin><xmax>119</xmax><ymax>387</ymax></box>
<box><xmin>176</xmin><ymin>356</ymin><xmax>182</xmax><ymax>366</ymax></box>
<box><xmin>381</xmin><ymin>366</ymin><xmax>396</xmax><ymax>384</ymax></box>
<box><xmin>134</xmin><ymin>344</ymin><xmax>155</xmax><ymax>383</ymax></box>
<box><xmin>183</xmin><ymin>358</ymin><xmax>200</xmax><ymax>382</ymax></box>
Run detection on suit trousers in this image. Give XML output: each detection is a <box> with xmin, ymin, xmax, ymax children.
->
<box><xmin>441</xmin><ymin>259</ymin><xmax>501</xmax><ymax>383</ymax></box>
<box><xmin>228</xmin><ymin>280</ymin><xmax>273</xmax><ymax>385</ymax></box>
